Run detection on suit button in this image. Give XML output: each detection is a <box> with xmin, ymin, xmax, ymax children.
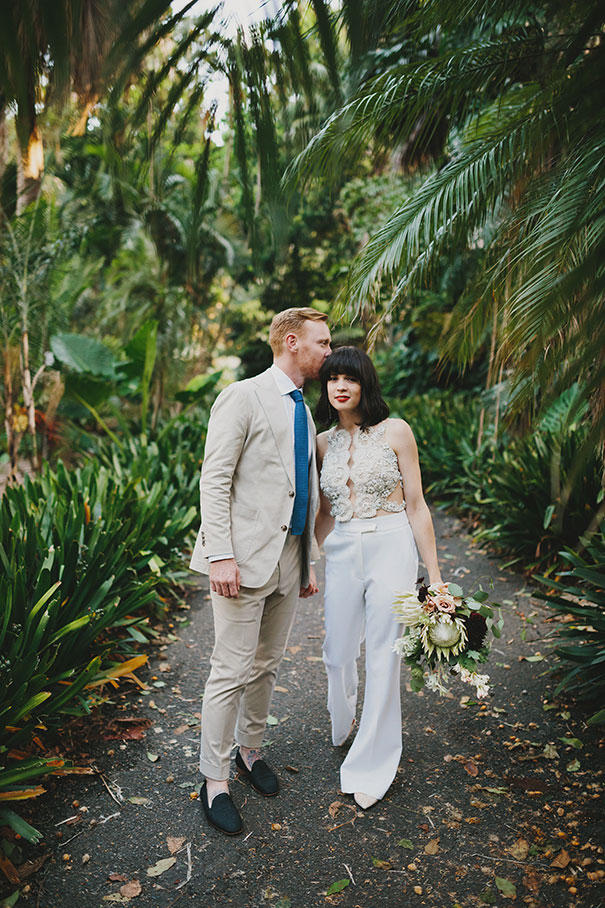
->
<box><xmin>281</xmin><ymin>525</ymin><xmax>287</xmax><ymax>532</ymax></box>
<box><xmin>288</xmin><ymin>490</ymin><xmax>295</xmax><ymax>498</ymax></box>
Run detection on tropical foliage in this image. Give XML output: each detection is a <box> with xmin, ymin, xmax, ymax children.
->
<box><xmin>534</xmin><ymin>533</ymin><xmax>605</xmax><ymax>725</ymax></box>
<box><xmin>288</xmin><ymin>0</ymin><xmax>605</xmax><ymax>444</ymax></box>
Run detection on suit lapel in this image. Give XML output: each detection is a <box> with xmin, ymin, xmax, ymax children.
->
<box><xmin>254</xmin><ymin>369</ymin><xmax>295</xmax><ymax>484</ymax></box>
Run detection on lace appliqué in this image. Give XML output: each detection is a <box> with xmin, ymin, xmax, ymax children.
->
<box><xmin>320</xmin><ymin>422</ymin><xmax>405</xmax><ymax>521</ymax></box>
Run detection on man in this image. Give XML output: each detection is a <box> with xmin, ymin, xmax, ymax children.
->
<box><xmin>190</xmin><ymin>307</ymin><xmax>331</xmax><ymax>835</ymax></box>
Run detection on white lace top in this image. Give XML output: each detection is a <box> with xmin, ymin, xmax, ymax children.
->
<box><xmin>320</xmin><ymin>422</ymin><xmax>405</xmax><ymax>521</ymax></box>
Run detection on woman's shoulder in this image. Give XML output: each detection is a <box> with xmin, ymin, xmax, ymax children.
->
<box><xmin>316</xmin><ymin>429</ymin><xmax>332</xmax><ymax>452</ymax></box>
<box><xmin>382</xmin><ymin>417</ymin><xmax>415</xmax><ymax>445</ymax></box>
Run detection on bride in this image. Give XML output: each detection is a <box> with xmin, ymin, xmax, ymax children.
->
<box><xmin>314</xmin><ymin>346</ymin><xmax>443</xmax><ymax>809</ymax></box>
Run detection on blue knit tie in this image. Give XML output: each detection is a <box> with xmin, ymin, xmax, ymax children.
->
<box><xmin>289</xmin><ymin>389</ymin><xmax>308</xmax><ymax>536</ymax></box>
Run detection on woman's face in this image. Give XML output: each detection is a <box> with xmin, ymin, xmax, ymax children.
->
<box><xmin>326</xmin><ymin>372</ymin><xmax>362</xmax><ymax>416</ymax></box>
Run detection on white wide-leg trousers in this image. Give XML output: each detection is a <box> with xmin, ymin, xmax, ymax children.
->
<box><xmin>322</xmin><ymin>512</ymin><xmax>418</xmax><ymax>800</ymax></box>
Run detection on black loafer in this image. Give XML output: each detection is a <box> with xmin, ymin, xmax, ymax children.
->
<box><xmin>200</xmin><ymin>782</ymin><xmax>243</xmax><ymax>835</ymax></box>
<box><xmin>235</xmin><ymin>749</ymin><xmax>279</xmax><ymax>797</ymax></box>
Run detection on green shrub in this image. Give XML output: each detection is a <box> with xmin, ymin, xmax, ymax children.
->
<box><xmin>0</xmin><ymin>454</ymin><xmax>199</xmax><ymax>837</ymax></box>
<box><xmin>534</xmin><ymin>533</ymin><xmax>605</xmax><ymax>724</ymax></box>
<box><xmin>391</xmin><ymin>390</ymin><xmax>601</xmax><ymax>571</ymax></box>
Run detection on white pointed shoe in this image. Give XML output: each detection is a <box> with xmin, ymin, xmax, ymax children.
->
<box><xmin>354</xmin><ymin>792</ymin><xmax>379</xmax><ymax>810</ymax></box>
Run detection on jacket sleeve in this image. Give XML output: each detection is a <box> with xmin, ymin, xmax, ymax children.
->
<box><xmin>200</xmin><ymin>382</ymin><xmax>249</xmax><ymax>558</ymax></box>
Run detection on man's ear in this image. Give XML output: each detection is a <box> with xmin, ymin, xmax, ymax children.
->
<box><xmin>284</xmin><ymin>331</ymin><xmax>298</xmax><ymax>353</ymax></box>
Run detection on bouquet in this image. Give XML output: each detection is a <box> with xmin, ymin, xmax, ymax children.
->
<box><xmin>393</xmin><ymin>579</ymin><xmax>502</xmax><ymax>698</ymax></box>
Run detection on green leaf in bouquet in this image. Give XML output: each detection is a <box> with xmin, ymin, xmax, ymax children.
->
<box><xmin>472</xmin><ymin>590</ymin><xmax>489</xmax><ymax>603</ymax></box>
<box><xmin>447</xmin><ymin>582</ymin><xmax>464</xmax><ymax>598</ymax></box>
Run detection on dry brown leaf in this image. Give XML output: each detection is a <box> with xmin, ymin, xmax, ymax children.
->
<box><xmin>158</xmin><ymin>662</ymin><xmax>171</xmax><ymax>672</ymax></box>
<box><xmin>424</xmin><ymin>838</ymin><xmax>440</xmax><ymax>855</ymax></box>
<box><xmin>508</xmin><ymin>838</ymin><xmax>530</xmax><ymax>861</ymax></box>
<box><xmin>108</xmin><ymin>873</ymin><xmax>129</xmax><ymax>882</ymax></box>
<box><xmin>287</xmin><ymin>645</ymin><xmax>301</xmax><ymax>654</ymax></box>
<box><xmin>550</xmin><ymin>850</ymin><xmax>570</xmax><ymax>869</ymax></box>
<box><xmin>0</xmin><ymin>854</ymin><xmax>20</xmax><ymax>884</ymax></box>
<box><xmin>328</xmin><ymin>800</ymin><xmax>344</xmax><ymax>819</ymax></box>
<box><xmin>166</xmin><ymin>836</ymin><xmax>186</xmax><ymax>855</ymax></box>
<box><xmin>523</xmin><ymin>870</ymin><xmax>542</xmax><ymax>893</ymax></box>
<box><xmin>120</xmin><ymin>880</ymin><xmax>142</xmax><ymax>898</ymax></box>
<box><xmin>465</xmin><ymin>817</ymin><xmax>481</xmax><ymax>824</ymax></box>
<box><xmin>464</xmin><ymin>760</ymin><xmax>479</xmax><ymax>777</ymax></box>
<box><xmin>274</xmin><ymin>686</ymin><xmax>289</xmax><ymax>693</ymax></box>
<box><xmin>146</xmin><ymin>857</ymin><xmax>176</xmax><ymax>877</ymax></box>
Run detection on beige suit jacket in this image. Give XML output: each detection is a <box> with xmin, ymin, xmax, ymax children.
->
<box><xmin>189</xmin><ymin>367</ymin><xmax>319</xmax><ymax>589</ymax></box>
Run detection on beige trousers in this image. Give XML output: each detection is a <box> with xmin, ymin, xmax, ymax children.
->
<box><xmin>199</xmin><ymin>533</ymin><xmax>302</xmax><ymax>780</ymax></box>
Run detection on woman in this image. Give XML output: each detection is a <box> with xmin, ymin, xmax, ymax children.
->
<box><xmin>314</xmin><ymin>346</ymin><xmax>443</xmax><ymax>809</ymax></box>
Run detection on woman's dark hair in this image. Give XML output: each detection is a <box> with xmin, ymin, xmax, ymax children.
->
<box><xmin>315</xmin><ymin>346</ymin><xmax>389</xmax><ymax>429</ymax></box>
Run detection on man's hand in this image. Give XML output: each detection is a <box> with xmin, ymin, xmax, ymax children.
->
<box><xmin>210</xmin><ymin>558</ymin><xmax>241</xmax><ymax>598</ymax></box>
<box><xmin>299</xmin><ymin>564</ymin><xmax>319</xmax><ymax>599</ymax></box>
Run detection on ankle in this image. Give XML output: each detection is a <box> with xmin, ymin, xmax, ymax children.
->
<box><xmin>205</xmin><ymin>778</ymin><xmax>229</xmax><ymax>806</ymax></box>
<box><xmin>239</xmin><ymin>746</ymin><xmax>261</xmax><ymax>770</ymax></box>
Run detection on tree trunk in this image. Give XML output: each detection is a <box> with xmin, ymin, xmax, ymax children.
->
<box><xmin>20</xmin><ymin>329</ymin><xmax>38</xmax><ymax>469</ymax></box>
<box><xmin>16</xmin><ymin>125</ymin><xmax>44</xmax><ymax>214</ymax></box>
<box><xmin>70</xmin><ymin>95</ymin><xmax>99</xmax><ymax>137</ymax></box>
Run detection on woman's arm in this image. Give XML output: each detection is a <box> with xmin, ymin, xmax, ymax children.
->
<box><xmin>387</xmin><ymin>419</ymin><xmax>442</xmax><ymax>586</ymax></box>
<box><xmin>314</xmin><ymin>432</ymin><xmax>335</xmax><ymax>548</ymax></box>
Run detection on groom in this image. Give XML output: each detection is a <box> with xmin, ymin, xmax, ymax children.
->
<box><xmin>190</xmin><ymin>307</ymin><xmax>331</xmax><ymax>834</ymax></box>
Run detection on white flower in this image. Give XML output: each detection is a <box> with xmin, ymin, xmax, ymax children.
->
<box><xmin>393</xmin><ymin>591</ymin><xmax>423</xmax><ymax>627</ymax></box>
<box><xmin>393</xmin><ymin>627</ymin><xmax>421</xmax><ymax>657</ymax></box>
<box><xmin>452</xmin><ymin>664</ymin><xmax>491</xmax><ymax>698</ymax></box>
<box><xmin>425</xmin><ymin>665</ymin><xmax>451</xmax><ymax>696</ymax></box>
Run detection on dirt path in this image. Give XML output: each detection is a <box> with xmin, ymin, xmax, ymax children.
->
<box><xmin>6</xmin><ymin>511</ymin><xmax>604</xmax><ymax>908</ymax></box>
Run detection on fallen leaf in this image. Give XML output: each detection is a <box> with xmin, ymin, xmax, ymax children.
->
<box><xmin>146</xmin><ymin>752</ymin><xmax>159</xmax><ymax>763</ymax></box>
<box><xmin>146</xmin><ymin>857</ymin><xmax>176</xmax><ymax>877</ymax></box>
<box><xmin>102</xmin><ymin>896</ymin><xmax>130</xmax><ymax>904</ymax></box>
<box><xmin>120</xmin><ymin>880</ymin><xmax>142</xmax><ymax>898</ymax></box>
<box><xmin>328</xmin><ymin>800</ymin><xmax>344</xmax><ymax>819</ymax></box>
<box><xmin>508</xmin><ymin>838</ymin><xmax>530</xmax><ymax>860</ymax></box>
<box><xmin>128</xmin><ymin>797</ymin><xmax>151</xmax><ymax>806</ymax></box>
<box><xmin>560</xmin><ymin>737</ymin><xmax>583</xmax><ymax>750</ymax></box>
<box><xmin>166</xmin><ymin>836</ymin><xmax>186</xmax><ymax>854</ymax></box>
<box><xmin>326</xmin><ymin>879</ymin><xmax>349</xmax><ymax>895</ymax></box>
<box><xmin>522</xmin><ymin>870</ymin><xmax>541</xmax><ymax>893</ymax></box>
<box><xmin>372</xmin><ymin>857</ymin><xmax>391</xmax><ymax>869</ymax></box>
<box><xmin>287</xmin><ymin>646</ymin><xmax>301</xmax><ymax>654</ymax></box>
<box><xmin>285</xmin><ymin>765</ymin><xmax>299</xmax><ymax>773</ymax></box>
<box><xmin>424</xmin><ymin>838</ymin><xmax>440</xmax><ymax>855</ymax></box>
<box><xmin>566</xmin><ymin>759</ymin><xmax>580</xmax><ymax>772</ymax></box>
<box><xmin>306</xmin><ymin>656</ymin><xmax>322</xmax><ymax>662</ymax></box>
<box><xmin>274</xmin><ymin>686</ymin><xmax>289</xmax><ymax>693</ymax></box>
<box><xmin>495</xmin><ymin>876</ymin><xmax>516</xmax><ymax>899</ymax></box>
<box><xmin>266</xmin><ymin>715</ymin><xmax>279</xmax><ymax>726</ymax></box>
<box><xmin>108</xmin><ymin>873</ymin><xmax>129</xmax><ymax>882</ymax></box>
<box><xmin>550</xmin><ymin>849</ymin><xmax>570</xmax><ymax>869</ymax></box>
<box><xmin>464</xmin><ymin>760</ymin><xmax>479</xmax><ymax>777</ymax></box>
<box><xmin>158</xmin><ymin>662</ymin><xmax>171</xmax><ymax>672</ymax></box>
<box><xmin>398</xmin><ymin>838</ymin><xmax>414</xmax><ymax>849</ymax></box>
<box><xmin>542</xmin><ymin>744</ymin><xmax>559</xmax><ymax>759</ymax></box>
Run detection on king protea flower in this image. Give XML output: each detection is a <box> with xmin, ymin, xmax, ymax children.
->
<box><xmin>421</xmin><ymin>614</ymin><xmax>468</xmax><ymax>660</ymax></box>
